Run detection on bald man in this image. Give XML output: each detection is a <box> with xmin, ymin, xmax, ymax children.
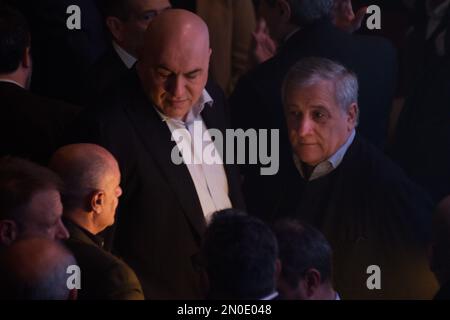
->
<box><xmin>0</xmin><ymin>237</ymin><xmax>77</xmax><ymax>300</ymax></box>
<box><xmin>431</xmin><ymin>195</ymin><xmax>450</xmax><ymax>299</ymax></box>
<box><xmin>71</xmin><ymin>9</ymin><xmax>245</xmax><ymax>299</ymax></box>
<box><xmin>49</xmin><ymin>144</ymin><xmax>144</xmax><ymax>300</ymax></box>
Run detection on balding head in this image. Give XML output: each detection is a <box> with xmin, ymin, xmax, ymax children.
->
<box><xmin>49</xmin><ymin>144</ymin><xmax>122</xmax><ymax>234</ymax></box>
<box><xmin>137</xmin><ymin>9</ymin><xmax>211</xmax><ymax>121</ymax></box>
<box><xmin>430</xmin><ymin>195</ymin><xmax>450</xmax><ymax>285</ymax></box>
<box><xmin>0</xmin><ymin>237</ymin><xmax>77</xmax><ymax>300</ymax></box>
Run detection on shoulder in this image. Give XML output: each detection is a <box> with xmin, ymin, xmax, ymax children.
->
<box><xmin>66</xmin><ymin>239</ymin><xmax>144</xmax><ymax>299</ymax></box>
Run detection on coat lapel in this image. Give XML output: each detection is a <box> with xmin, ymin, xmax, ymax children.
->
<box><xmin>123</xmin><ymin>73</ymin><xmax>207</xmax><ymax>238</ymax></box>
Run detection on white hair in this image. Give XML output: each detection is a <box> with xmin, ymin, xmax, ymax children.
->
<box><xmin>282</xmin><ymin>57</ymin><xmax>359</xmax><ymax>123</ymax></box>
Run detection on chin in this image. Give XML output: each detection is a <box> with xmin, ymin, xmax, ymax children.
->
<box><xmin>298</xmin><ymin>154</ymin><xmax>322</xmax><ymax>166</ymax></box>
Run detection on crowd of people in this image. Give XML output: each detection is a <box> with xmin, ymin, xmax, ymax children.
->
<box><xmin>1</xmin><ymin>0</ymin><xmax>450</xmax><ymax>300</ymax></box>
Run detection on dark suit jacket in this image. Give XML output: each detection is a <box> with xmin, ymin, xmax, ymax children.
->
<box><xmin>0</xmin><ymin>81</ymin><xmax>80</xmax><ymax>165</ymax></box>
<box><xmin>7</xmin><ymin>0</ymin><xmax>108</xmax><ymax>104</ymax></box>
<box><xmin>273</xmin><ymin>135</ymin><xmax>437</xmax><ymax>299</ymax></box>
<box><xmin>64</xmin><ymin>219</ymin><xmax>144</xmax><ymax>300</ymax></box>
<box><xmin>71</xmin><ymin>69</ymin><xmax>245</xmax><ymax>299</ymax></box>
<box><xmin>81</xmin><ymin>45</ymin><xmax>129</xmax><ymax>108</ymax></box>
<box><xmin>230</xmin><ymin>18</ymin><xmax>397</xmax><ymax>219</ymax></box>
<box><xmin>434</xmin><ymin>281</ymin><xmax>450</xmax><ymax>300</ymax></box>
<box><xmin>392</xmin><ymin>56</ymin><xmax>450</xmax><ymax>203</ymax></box>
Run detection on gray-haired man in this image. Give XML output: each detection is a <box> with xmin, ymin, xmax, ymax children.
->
<box><xmin>276</xmin><ymin>57</ymin><xmax>436</xmax><ymax>299</ymax></box>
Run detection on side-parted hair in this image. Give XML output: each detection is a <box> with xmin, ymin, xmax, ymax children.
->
<box><xmin>282</xmin><ymin>57</ymin><xmax>359</xmax><ymax>122</ymax></box>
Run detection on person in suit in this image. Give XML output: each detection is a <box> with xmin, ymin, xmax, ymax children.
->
<box><xmin>229</xmin><ymin>0</ymin><xmax>397</xmax><ymax>221</ymax></box>
<box><xmin>5</xmin><ymin>0</ymin><xmax>108</xmax><ymax>105</ymax></box>
<box><xmin>202</xmin><ymin>209</ymin><xmax>280</xmax><ymax>300</ymax></box>
<box><xmin>274</xmin><ymin>219</ymin><xmax>339</xmax><ymax>300</ymax></box>
<box><xmin>0</xmin><ymin>157</ymin><xmax>69</xmax><ymax>247</ymax></box>
<box><xmin>0</xmin><ymin>4</ymin><xmax>81</xmax><ymax>165</ymax></box>
<box><xmin>0</xmin><ymin>237</ymin><xmax>77</xmax><ymax>300</ymax></box>
<box><xmin>49</xmin><ymin>143</ymin><xmax>144</xmax><ymax>300</ymax></box>
<box><xmin>72</xmin><ymin>9</ymin><xmax>245</xmax><ymax>299</ymax></box>
<box><xmin>275</xmin><ymin>57</ymin><xmax>436</xmax><ymax>299</ymax></box>
<box><xmin>82</xmin><ymin>0</ymin><xmax>171</xmax><ymax>105</ymax></box>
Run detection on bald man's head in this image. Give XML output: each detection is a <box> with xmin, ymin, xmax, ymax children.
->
<box><xmin>137</xmin><ymin>9</ymin><xmax>211</xmax><ymax>121</ymax></box>
<box><xmin>49</xmin><ymin>144</ymin><xmax>122</xmax><ymax>233</ymax></box>
<box><xmin>0</xmin><ymin>237</ymin><xmax>77</xmax><ymax>300</ymax></box>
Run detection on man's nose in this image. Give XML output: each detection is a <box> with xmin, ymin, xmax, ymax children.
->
<box><xmin>55</xmin><ymin>219</ymin><xmax>70</xmax><ymax>240</ymax></box>
<box><xmin>167</xmin><ymin>76</ymin><xmax>185</xmax><ymax>98</ymax></box>
<box><xmin>297</xmin><ymin>117</ymin><xmax>314</xmax><ymax>137</ymax></box>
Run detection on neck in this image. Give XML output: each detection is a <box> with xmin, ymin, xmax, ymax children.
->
<box><xmin>314</xmin><ymin>283</ymin><xmax>337</xmax><ymax>300</ymax></box>
<box><xmin>65</xmin><ymin>210</ymin><xmax>99</xmax><ymax>235</ymax></box>
<box><xmin>0</xmin><ymin>70</ymin><xmax>27</xmax><ymax>88</ymax></box>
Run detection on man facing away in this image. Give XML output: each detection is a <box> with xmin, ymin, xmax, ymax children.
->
<box><xmin>49</xmin><ymin>143</ymin><xmax>144</xmax><ymax>300</ymax></box>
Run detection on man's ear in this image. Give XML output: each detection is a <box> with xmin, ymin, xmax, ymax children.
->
<box><xmin>0</xmin><ymin>220</ymin><xmax>18</xmax><ymax>246</ymax></box>
<box><xmin>303</xmin><ymin>268</ymin><xmax>322</xmax><ymax>299</ymax></box>
<box><xmin>106</xmin><ymin>16</ymin><xmax>125</xmax><ymax>44</ymax></box>
<box><xmin>21</xmin><ymin>46</ymin><xmax>32</xmax><ymax>69</ymax></box>
<box><xmin>90</xmin><ymin>190</ymin><xmax>105</xmax><ymax>214</ymax></box>
<box><xmin>278</xmin><ymin>0</ymin><xmax>292</xmax><ymax>23</ymax></box>
<box><xmin>347</xmin><ymin>103</ymin><xmax>358</xmax><ymax>129</ymax></box>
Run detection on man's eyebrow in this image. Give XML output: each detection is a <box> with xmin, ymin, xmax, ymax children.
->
<box><xmin>310</xmin><ymin>105</ymin><xmax>329</xmax><ymax>111</ymax></box>
<box><xmin>185</xmin><ymin>69</ymin><xmax>202</xmax><ymax>76</ymax></box>
<box><xmin>156</xmin><ymin>65</ymin><xmax>173</xmax><ymax>72</ymax></box>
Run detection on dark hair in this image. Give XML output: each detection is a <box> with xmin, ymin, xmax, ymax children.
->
<box><xmin>0</xmin><ymin>157</ymin><xmax>62</xmax><ymax>227</ymax></box>
<box><xmin>203</xmin><ymin>209</ymin><xmax>279</xmax><ymax>299</ymax></box>
<box><xmin>262</xmin><ymin>0</ymin><xmax>333</xmax><ymax>26</ymax></box>
<box><xmin>98</xmin><ymin>0</ymin><xmax>133</xmax><ymax>21</ymax></box>
<box><xmin>274</xmin><ymin>219</ymin><xmax>333</xmax><ymax>288</ymax></box>
<box><xmin>0</xmin><ymin>4</ymin><xmax>30</xmax><ymax>73</ymax></box>
<box><xmin>0</xmin><ymin>237</ymin><xmax>77</xmax><ymax>300</ymax></box>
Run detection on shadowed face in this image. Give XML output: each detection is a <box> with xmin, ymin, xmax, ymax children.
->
<box><xmin>139</xmin><ymin>23</ymin><xmax>211</xmax><ymax>121</ymax></box>
<box><xmin>115</xmin><ymin>0</ymin><xmax>171</xmax><ymax>56</ymax></box>
<box><xmin>98</xmin><ymin>161</ymin><xmax>122</xmax><ymax>230</ymax></box>
<box><xmin>285</xmin><ymin>80</ymin><xmax>356</xmax><ymax>166</ymax></box>
<box><xmin>20</xmin><ymin>189</ymin><xmax>69</xmax><ymax>241</ymax></box>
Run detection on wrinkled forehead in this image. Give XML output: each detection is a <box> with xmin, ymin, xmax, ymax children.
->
<box><xmin>285</xmin><ymin>79</ymin><xmax>339</xmax><ymax>107</ymax></box>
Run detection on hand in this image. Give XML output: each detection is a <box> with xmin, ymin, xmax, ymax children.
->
<box><xmin>251</xmin><ymin>18</ymin><xmax>278</xmax><ymax>65</ymax></box>
<box><xmin>332</xmin><ymin>0</ymin><xmax>368</xmax><ymax>33</ymax></box>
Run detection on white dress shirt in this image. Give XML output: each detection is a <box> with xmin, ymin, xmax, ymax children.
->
<box><xmin>0</xmin><ymin>78</ymin><xmax>24</xmax><ymax>88</ymax></box>
<box><xmin>112</xmin><ymin>41</ymin><xmax>137</xmax><ymax>69</ymax></box>
<box><xmin>154</xmin><ymin>90</ymin><xmax>232</xmax><ymax>223</ymax></box>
